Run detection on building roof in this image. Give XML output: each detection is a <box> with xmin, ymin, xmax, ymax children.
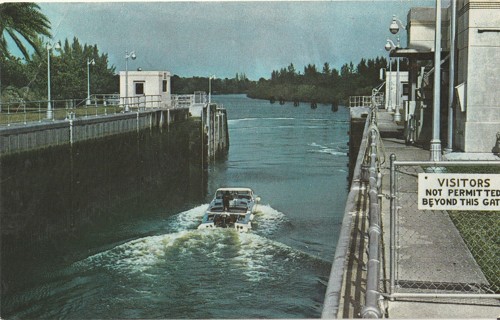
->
<box><xmin>389</xmin><ymin>48</ymin><xmax>448</xmax><ymax>60</ymax></box>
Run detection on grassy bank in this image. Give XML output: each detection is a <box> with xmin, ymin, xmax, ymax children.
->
<box><xmin>447</xmin><ymin>165</ymin><xmax>500</xmax><ymax>293</ymax></box>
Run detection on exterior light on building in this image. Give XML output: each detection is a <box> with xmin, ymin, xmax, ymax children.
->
<box><xmin>46</xmin><ymin>41</ymin><xmax>61</xmax><ymax>119</ymax></box>
<box><xmin>86</xmin><ymin>58</ymin><xmax>95</xmax><ymax>105</ymax></box>
<box><xmin>124</xmin><ymin>50</ymin><xmax>137</xmax><ymax>112</ymax></box>
<box><xmin>385</xmin><ymin>38</ymin><xmax>402</xmax><ymax>122</ymax></box>
<box><xmin>390</xmin><ymin>15</ymin><xmax>406</xmax><ymax>35</ymax></box>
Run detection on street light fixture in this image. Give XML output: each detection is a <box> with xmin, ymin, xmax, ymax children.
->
<box><xmin>86</xmin><ymin>58</ymin><xmax>95</xmax><ymax>105</ymax></box>
<box><xmin>46</xmin><ymin>41</ymin><xmax>61</xmax><ymax>119</ymax></box>
<box><xmin>124</xmin><ymin>50</ymin><xmax>137</xmax><ymax>112</ymax></box>
<box><xmin>390</xmin><ymin>15</ymin><xmax>406</xmax><ymax>35</ymax></box>
<box><xmin>385</xmin><ymin>38</ymin><xmax>402</xmax><ymax>122</ymax></box>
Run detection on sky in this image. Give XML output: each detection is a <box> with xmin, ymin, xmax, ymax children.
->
<box><xmin>35</xmin><ymin>1</ymin><xmax>441</xmax><ymax>80</ymax></box>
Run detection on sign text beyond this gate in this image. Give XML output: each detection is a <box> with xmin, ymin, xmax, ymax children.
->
<box><xmin>418</xmin><ymin>173</ymin><xmax>500</xmax><ymax>210</ymax></box>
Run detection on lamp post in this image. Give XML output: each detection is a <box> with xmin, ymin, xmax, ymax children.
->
<box><xmin>208</xmin><ymin>75</ymin><xmax>216</xmax><ymax>104</ymax></box>
<box><xmin>445</xmin><ymin>0</ymin><xmax>457</xmax><ymax>153</ymax></box>
<box><xmin>388</xmin><ymin>15</ymin><xmax>407</xmax><ymax>122</ymax></box>
<box><xmin>86</xmin><ymin>58</ymin><xmax>95</xmax><ymax>105</ymax></box>
<box><xmin>46</xmin><ymin>41</ymin><xmax>61</xmax><ymax>119</ymax></box>
<box><xmin>124</xmin><ymin>50</ymin><xmax>136</xmax><ymax>112</ymax></box>
<box><xmin>0</xmin><ymin>57</ymin><xmax>2</xmax><ymax>111</ymax></box>
<box><xmin>387</xmin><ymin>57</ymin><xmax>392</xmax><ymax>111</ymax></box>
<box><xmin>207</xmin><ymin>75</ymin><xmax>216</xmax><ymax>159</ymax></box>
<box><xmin>385</xmin><ymin>38</ymin><xmax>402</xmax><ymax>122</ymax></box>
<box><xmin>430</xmin><ymin>0</ymin><xmax>442</xmax><ymax>161</ymax></box>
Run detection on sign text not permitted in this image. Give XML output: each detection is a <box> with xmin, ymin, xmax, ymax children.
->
<box><xmin>418</xmin><ymin>173</ymin><xmax>500</xmax><ymax>211</ymax></box>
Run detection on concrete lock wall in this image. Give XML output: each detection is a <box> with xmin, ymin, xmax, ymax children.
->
<box><xmin>0</xmin><ymin>118</ymin><xmax>207</xmax><ymax>246</ymax></box>
<box><xmin>0</xmin><ymin>105</ymin><xmax>230</xmax><ymax>160</ymax></box>
<box><xmin>203</xmin><ymin>104</ymin><xmax>229</xmax><ymax>160</ymax></box>
<box><xmin>0</xmin><ymin>109</ymin><xmax>190</xmax><ymax>155</ymax></box>
<box><xmin>0</xmin><ymin>104</ymin><xmax>229</xmax><ymax>244</ymax></box>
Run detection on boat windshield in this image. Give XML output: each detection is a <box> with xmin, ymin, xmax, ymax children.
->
<box><xmin>215</xmin><ymin>190</ymin><xmax>252</xmax><ymax>200</ymax></box>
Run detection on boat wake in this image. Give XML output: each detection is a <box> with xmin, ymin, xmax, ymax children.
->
<box><xmin>308</xmin><ymin>142</ymin><xmax>347</xmax><ymax>156</ymax></box>
<box><xmin>74</xmin><ymin>227</ymin><xmax>325</xmax><ymax>283</ymax></box>
<box><xmin>74</xmin><ymin>204</ymin><xmax>316</xmax><ymax>284</ymax></box>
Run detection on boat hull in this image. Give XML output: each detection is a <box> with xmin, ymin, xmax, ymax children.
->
<box><xmin>198</xmin><ymin>188</ymin><xmax>259</xmax><ymax>232</ymax></box>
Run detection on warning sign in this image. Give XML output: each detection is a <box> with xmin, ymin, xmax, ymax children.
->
<box><xmin>418</xmin><ymin>173</ymin><xmax>500</xmax><ymax>211</ymax></box>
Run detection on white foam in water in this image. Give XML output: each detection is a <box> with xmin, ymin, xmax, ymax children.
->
<box><xmin>75</xmin><ymin>204</ymin><xmax>289</xmax><ymax>279</ymax></box>
<box><xmin>234</xmin><ymin>233</ymin><xmax>299</xmax><ymax>282</ymax></box>
<box><xmin>229</xmin><ymin>117</ymin><xmax>296</xmax><ymax>124</ymax></box>
<box><xmin>253</xmin><ymin>204</ymin><xmax>287</xmax><ymax>236</ymax></box>
<box><xmin>308</xmin><ymin>142</ymin><xmax>346</xmax><ymax>156</ymax></box>
<box><xmin>76</xmin><ymin>231</ymin><xmax>190</xmax><ymax>273</ymax></box>
<box><xmin>75</xmin><ymin>230</ymin><xmax>317</xmax><ymax>287</ymax></box>
<box><xmin>168</xmin><ymin>204</ymin><xmax>208</xmax><ymax>231</ymax></box>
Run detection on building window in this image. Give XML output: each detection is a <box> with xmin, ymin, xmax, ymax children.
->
<box><xmin>403</xmin><ymin>83</ymin><xmax>409</xmax><ymax>96</ymax></box>
<box><xmin>163</xmin><ymin>80</ymin><xmax>168</xmax><ymax>93</ymax></box>
<box><xmin>135</xmin><ymin>82</ymin><xmax>144</xmax><ymax>95</ymax></box>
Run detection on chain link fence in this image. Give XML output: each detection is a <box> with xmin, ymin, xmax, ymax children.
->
<box><xmin>389</xmin><ymin>159</ymin><xmax>500</xmax><ymax>299</ymax></box>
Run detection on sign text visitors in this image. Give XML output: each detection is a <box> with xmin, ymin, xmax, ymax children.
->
<box><xmin>418</xmin><ymin>173</ymin><xmax>500</xmax><ymax>210</ymax></box>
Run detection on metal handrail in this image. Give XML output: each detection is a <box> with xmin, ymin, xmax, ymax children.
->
<box><xmin>0</xmin><ymin>95</ymin><xmax>166</xmax><ymax>126</ymax></box>
<box><xmin>360</xmin><ymin>127</ymin><xmax>383</xmax><ymax>318</ymax></box>
<box><xmin>349</xmin><ymin>94</ymin><xmax>385</xmax><ymax>108</ymax></box>
<box><xmin>322</xmin><ymin>105</ymin><xmax>383</xmax><ymax>318</ymax></box>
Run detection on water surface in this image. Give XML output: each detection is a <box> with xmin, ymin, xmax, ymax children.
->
<box><xmin>1</xmin><ymin>94</ymin><xmax>349</xmax><ymax>318</ymax></box>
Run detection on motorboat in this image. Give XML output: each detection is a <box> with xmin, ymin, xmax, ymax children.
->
<box><xmin>198</xmin><ymin>188</ymin><xmax>261</xmax><ymax>232</ymax></box>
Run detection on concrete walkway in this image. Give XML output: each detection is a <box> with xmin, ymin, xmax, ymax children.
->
<box><xmin>376</xmin><ymin>110</ymin><xmax>500</xmax><ymax>319</ymax></box>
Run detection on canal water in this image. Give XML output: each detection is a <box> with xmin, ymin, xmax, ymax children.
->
<box><xmin>1</xmin><ymin>94</ymin><xmax>349</xmax><ymax>318</ymax></box>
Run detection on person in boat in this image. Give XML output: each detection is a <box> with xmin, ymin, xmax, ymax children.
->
<box><xmin>223</xmin><ymin>191</ymin><xmax>233</xmax><ymax>212</ymax></box>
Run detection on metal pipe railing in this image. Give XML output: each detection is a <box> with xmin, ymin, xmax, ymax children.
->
<box><xmin>0</xmin><ymin>95</ymin><xmax>167</xmax><ymax>126</ymax></box>
<box><xmin>349</xmin><ymin>94</ymin><xmax>385</xmax><ymax>108</ymax></box>
<box><xmin>361</xmin><ymin>128</ymin><xmax>383</xmax><ymax>318</ymax></box>
<box><xmin>322</xmin><ymin>102</ymin><xmax>374</xmax><ymax>319</ymax></box>
<box><xmin>389</xmin><ymin>153</ymin><xmax>397</xmax><ymax>298</ymax></box>
<box><xmin>323</xmin><ymin>101</ymin><xmax>385</xmax><ymax>318</ymax></box>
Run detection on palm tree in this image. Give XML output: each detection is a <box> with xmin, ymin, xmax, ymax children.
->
<box><xmin>0</xmin><ymin>2</ymin><xmax>51</xmax><ymax>59</ymax></box>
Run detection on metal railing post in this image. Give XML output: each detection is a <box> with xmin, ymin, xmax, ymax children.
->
<box><xmin>23</xmin><ymin>102</ymin><xmax>27</xmax><ymax>125</ymax></box>
<box><xmin>389</xmin><ymin>153</ymin><xmax>396</xmax><ymax>299</ymax></box>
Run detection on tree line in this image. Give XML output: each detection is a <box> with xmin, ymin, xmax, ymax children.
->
<box><xmin>1</xmin><ymin>3</ymin><xmax>117</xmax><ymax>104</ymax></box>
<box><xmin>2</xmin><ymin>3</ymin><xmax>408</xmax><ymax>105</ymax></box>
<box><xmin>1</xmin><ymin>37</ymin><xmax>118</xmax><ymax>103</ymax></box>
<box><xmin>2</xmin><ymin>50</ymin><xmax>407</xmax><ymax>105</ymax></box>
<box><xmin>246</xmin><ymin>58</ymin><xmax>408</xmax><ymax>104</ymax></box>
<box><xmin>171</xmin><ymin>58</ymin><xmax>410</xmax><ymax>105</ymax></box>
<box><xmin>171</xmin><ymin>73</ymin><xmax>253</xmax><ymax>95</ymax></box>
